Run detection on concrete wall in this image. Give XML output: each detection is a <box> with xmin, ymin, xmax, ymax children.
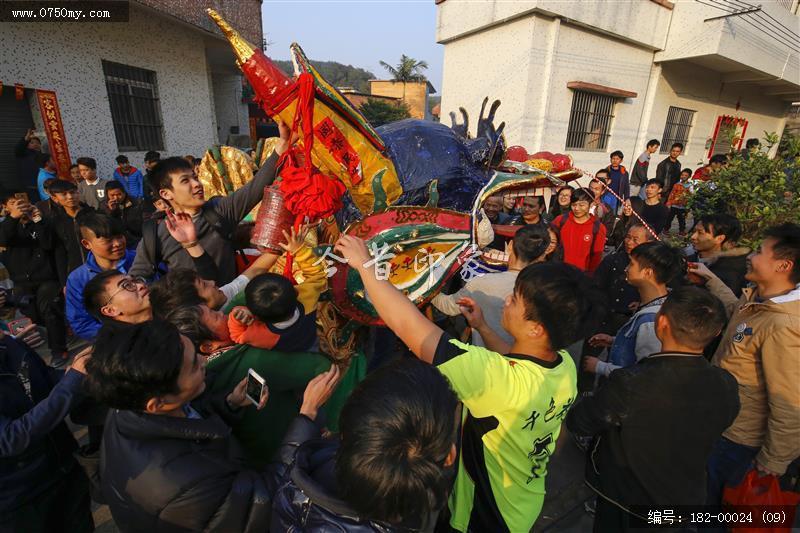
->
<box><xmin>0</xmin><ymin>6</ymin><xmax>220</xmax><ymax>179</ymax></box>
<box><xmin>211</xmin><ymin>73</ymin><xmax>248</xmax><ymax>144</ymax></box>
<box><xmin>644</xmin><ymin>62</ymin><xmax>791</xmax><ymax>167</ymax></box>
<box><xmin>439</xmin><ymin>14</ymin><xmax>654</xmax><ymax>172</ymax></box>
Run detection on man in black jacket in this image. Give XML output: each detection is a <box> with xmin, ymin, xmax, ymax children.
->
<box><xmin>48</xmin><ymin>180</ymin><xmax>93</xmax><ymax>285</ymax></box>
<box><xmin>271</xmin><ymin>358</ymin><xmax>458</xmax><ymax>532</ymax></box>
<box><xmin>101</xmin><ymin>180</ymin><xmax>143</xmax><ymax>249</ymax></box>
<box><xmin>0</xmin><ymin>191</ymin><xmax>67</xmax><ymax>362</ymax></box>
<box><xmin>654</xmin><ymin>142</ymin><xmax>683</xmax><ymax>203</ymax></box>
<box><xmin>567</xmin><ymin>287</ymin><xmax>740</xmax><ymax>532</ymax></box>
<box><xmin>13</xmin><ymin>129</ymin><xmax>43</xmax><ymax>202</ymax></box>
<box><xmin>0</xmin><ymin>334</ymin><xmax>93</xmax><ymax>532</ymax></box>
<box><xmin>86</xmin><ymin>320</ymin><xmax>333</xmax><ymax>532</ymax></box>
<box><xmin>688</xmin><ymin>214</ymin><xmax>750</xmax><ymax>296</ymax></box>
<box><xmin>130</xmin><ymin>123</ymin><xmax>291</xmax><ymax>284</ymax></box>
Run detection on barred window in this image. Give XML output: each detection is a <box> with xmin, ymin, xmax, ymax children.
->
<box><xmin>565</xmin><ymin>91</ymin><xmax>616</xmax><ymax>151</ymax></box>
<box><xmin>660</xmin><ymin>106</ymin><xmax>695</xmax><ymax>153</ymax></box>
<box><xmin>102</xmin><ymin>60</ymin><xmax>164</xmax><ymax>151</ymax></box>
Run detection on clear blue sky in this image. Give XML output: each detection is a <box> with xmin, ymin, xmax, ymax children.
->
<box><xmin>260</xmin><ymin>1</ymin><xmax>443</xmax><ymax>93</ymax></box>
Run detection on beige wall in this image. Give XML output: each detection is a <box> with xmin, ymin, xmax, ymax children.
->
<box><xmin>369</xmin><ymin>80</ymin><xmax>429</xmax><ymax>120</ymax></box>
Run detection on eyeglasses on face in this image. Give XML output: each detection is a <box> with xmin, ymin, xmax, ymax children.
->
<box><xmin>104</xmin><ymin>276</ymin><xmax>147</xmax><ymax>307</ymax></box>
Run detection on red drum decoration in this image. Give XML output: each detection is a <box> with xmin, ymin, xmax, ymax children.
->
<box><xmin>251</xmin><ymin>186</ymin><xmax>294</xmax><ymax>252</ymax></box>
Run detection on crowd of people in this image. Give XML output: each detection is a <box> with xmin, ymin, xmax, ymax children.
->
<box><xmin>1</xmin><ymin>125</ymin><xmax>798</xmax><ymax>533</ymax></box>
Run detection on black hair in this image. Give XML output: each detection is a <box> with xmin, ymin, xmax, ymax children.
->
<box><xmin>697</xmin><ymin>214</ymin><xmax>742</xmax><ymax>245</ymax></box>
<box><xmin>43</xmin><ymin>178</ymin><xmax>57</xmax><ymax>191</ymax></box>
<box><xmin>36</xmin><ymin>152</ymin><xmax>52</xmax><ymax>169</ymax></box>
<box><xmin>512</xmin><ymin>224</ymin><xmax>551</xmax><ymax>264</ymax></box>
<box><xmin>629</xmin><ymin>241</ymin><xmax>686</xmax><ymax>285</ymax></box>
<box><xmin>514</xmin><ymin>263</ymin><xmax>605</xmax><ymax>349</ymax></box>
<box><xmin>658</xmin><ymin>287</ymin><xmax>726</xmax><ymax>350</ymax></box>
<box><xmin>144</xmin><ymin>151</ymin><xmax>161</xmax><ymax>163</ymax></box>
<box><xmin>244</xmin><ymin>273</ymin><xmax>297</xmax><ymax>323</ymax></box>
<box><xmin>647</xmin><ymin>139</ymin><xmax>661</xmax><ymax>148</ymax></box>
<box><xmin>115</xmin><ymin>154</ymin><xmax>129</xmax><ymax>165</ymax></box>
<box><xmin>69</xmin><ymin>163</ymin><xmax>79</xmax><ymax>171</ymax></box>
<box><xmin>77</xmin><ymin>211</ymin><xmax>124</xmax><ymax>239</ymax></box>
<box><xmin>710</xmin><ymin>154</ymin><xmax>728</xmax><ymax>165</ymax></box>
<box><xmin>336</xmin><ymin>358</ymin><xmax>458</xmax><ymax>525</ymax></box>
<box><xmin>105</xmin><ymin>180</ymin><xmax>126</xmax><ymax>193</ymax></box>
<box><xmin>763</xmin><ymin>223</ymin><xmax>800</xmax><ymax>284</ymax></box>
<box><xmin>681</xmin><ymin>168</ymin><xmax>693</xmax><ymax>175</ymax></box>
<box><xmin>745</xmin><ymin>138</ymin><xmax>760</xmax><ymax>149</ymax></box>
<box><xmin>76</xmin><ymin>157</ymin><xmax>96</xmax><ymax>170</ymax></box>
<box><xmin>644</xmin><ymin>178</ymin><xmax>664</xmax><ymax>188</ymax></box>
<box><xmin>671</xmin><ymin>142</ymin><xmax>684</xmax><ymax>151</ymax></box>
<box><xmin>149</xmin><ymin>269</ymin><xmax>204</xmax><ymax>319</ymax></box>
<box><xmin>48</xmin><ymin>179</ymin><xmax>78</xmax><ymax>194</ymax></box>
<box><xmin>595</xmin><ymin>168</ymin><xmax>609</xmax><ymax>178</ymax></box>
<box><xmin>193</xmin><ymin>158</ymin><xmax>202</xmax><ymax>166</ymax></box>
<box><xmin>85</xmin><ymin>321</ymin><xmax>185</xmax><ymax>411</ymax></box>
<box><xmin>164</xmin><ymin>304</ymin><xmax>215</xmax><ymax>345</ymax></box>
<box><xmin>148</xmin><ymin>156</ymin><xmax>193</xmax><ymax>194</ymax></box>
<box><xmin>610</xmin><ymin>150</ymin><xmax>624</xmax><ymax>160</ymax></box>
<box><xmin>83</xmin><ymin>269</ymin><xmax>122</xmax><ymax>320</ymax></box>
<box><xmin>570</xmin><ymin>188</ymin><xmax>593</xmax><ymax>204</ymax></box>
<box><xmin>0</xmin><ymin>190</ymin><xmax>23</xmax><ymax>204</ymax></box>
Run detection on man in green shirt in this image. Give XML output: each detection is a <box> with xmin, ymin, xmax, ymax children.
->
<box><xmin>335</xmin><ymin>236</ymin><xmax>603</xmax><ymax>532</ymax></box>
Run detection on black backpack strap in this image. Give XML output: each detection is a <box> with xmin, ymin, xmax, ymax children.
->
<box><xmin>200</xmin><ymin>202</ymin><xmax>235</xmax><ymax>242</ymax></box>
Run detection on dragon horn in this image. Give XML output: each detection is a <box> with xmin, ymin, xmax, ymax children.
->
<box><xmin>206</xmin><ymin>9</ymin><xmax>256</xmax><ymax>65</ymax></box>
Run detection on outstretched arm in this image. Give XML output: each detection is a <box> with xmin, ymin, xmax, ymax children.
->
<box><xmin>335</xmin><ymin>235</ymin><xmax>443</xmax><ymax>363</ymax></box>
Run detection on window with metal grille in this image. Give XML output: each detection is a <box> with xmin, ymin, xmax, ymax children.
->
<box><xmin>660</xmin><ymin>106</ymin><xmax>695</xmax><ymax>153</ymax></box>
<box><xmin>102</xmin><ymin>60</ymin><xmax>164</xmax><ymax>151</ymax></box>
<box><xmin>565</xmin><ymin>91</ymin><xmax>616</xmax><ymax>151</ymax></box>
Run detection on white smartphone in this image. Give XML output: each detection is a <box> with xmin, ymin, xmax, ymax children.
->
<box><xmin>245</xmin><ymin>368</ymin><xmax>266</xmax><ymax>406</ymax></box>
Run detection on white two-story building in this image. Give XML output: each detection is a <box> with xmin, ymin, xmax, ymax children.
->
<box><xmin>436</xmin><ymin>0</ymin><xmax>800</xmax><ymax>172</ymax></box>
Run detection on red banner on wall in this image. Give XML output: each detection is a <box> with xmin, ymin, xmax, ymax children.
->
<box><xmin>36</xmin><ymin>90</ymin><xmax>72</xmax><ymax>180</ymax></box>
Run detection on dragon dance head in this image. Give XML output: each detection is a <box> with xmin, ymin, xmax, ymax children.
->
<box><xmin>208</xmin><ymin>9</ymin><xmax>581</xmax><ymax>326</ymax></box>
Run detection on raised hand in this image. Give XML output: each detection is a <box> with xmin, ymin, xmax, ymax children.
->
<box><xmin>279</xmin><ymin>224</ymin><xmax>310</xmax><ymax>255</ymax></box>
<box><xmin>457</xmin><ymin>296</ymin><xmax>487</xmax><ymax>329</ymax></box>
<box><xmin>165</xmin><ymin>210</ymin><xmax>197</xmax><ymax>245</ymax></box>
<box><xmin>299</xmin><ymin>365</ymin><xmax>341</xmax><ymax>420</ymax></box>
<box><xmin>334</xmin><ymin>235</ymin><xmax>372</xmax><ymax>270</ymax></box>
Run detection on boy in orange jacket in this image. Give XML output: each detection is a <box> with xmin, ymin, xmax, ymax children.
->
<box><xmin>666</xmin><ymin>168</ymin><xmax>693</xmax><ymax>235</ymax></box>
<box><xmin>228</xmin><ymin>226</ymin><xmax>326</xmax><ymax>351</ymax></box>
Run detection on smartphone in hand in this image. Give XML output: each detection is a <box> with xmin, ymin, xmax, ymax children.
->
<box><xmin>245</xmin><ymin>368</ymin><xmax>266</xmax><ymax>407</ymax></box>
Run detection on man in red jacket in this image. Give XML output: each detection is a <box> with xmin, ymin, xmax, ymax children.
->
<box><xmin>551</xmin><ymin>188</ymin><xmax>607</xmax><ymax>272</ymax></box>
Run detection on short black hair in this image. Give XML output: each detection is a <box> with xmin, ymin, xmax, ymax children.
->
<box><xmin>48</xmin><ymin>179</ymin><xmax>78</xmax><ymax>194</ymax></box>
<box><xmin>149</xmin><ymin>269</ymin><xmax>204</xmax><ymax>319</ymax></box>
<box><xmin>763</xmin><ymin>222</ymin><xmax>800</xmax><ymax>284</ymax></box>
<box><xmin>658</xmin><ymin>287</ymin><xmax>726</xmax><ymax>350</ymax></box>
<box><xmin>671</xmin><ymin>142</ymin><xmax>684</xmax><ymax>151</ymax></box>
<box><xmin>647</xmin><ymin>139</ymin><xmax>661</xmax><ymax>148</ymax></box>
<box><xmin>76</xmin><ymin>157</ymin><xmax>96</xmax><ymax>170</ymax></box>
<box><xmin>645</xmin><ymin>178</ymin><xmax>664</xmax><ymax>188</ymax></box>
<box><xmin>745</xmin><ymin>138</ymin><xmax>760</xmax><ymax>149</ymax></box>
<box><xmin>512</xmin><ymin>224</ymin><xmax>551</xmax><ymax>264</ymax></box>
<box><xmin>595</xmin><ymin>168</ymin><xmax>609</xmax><ymax>178</ymax></box>
<box><xmin>192</xmin><ymin>158</ymin><xmax>202</xmax><ymax>166</ymax></box>
<box><xmin>148</xmin><ymin>156</ymin><xmax>193</xmax><ymax>194</ymax></box>
<box><xmin>77</xmin><ymin>211</ymin><xmax>124</xmax><ymax>239</ymax></box>
<box><xmin>115</xmin><ymin>155</ymin><xmax>129</xmax><ymax>164</ymax></box>
<box><xmin>144</xmin><ymin>151</ymin><xmax>161</xmax><ymax>163</ymax></box>
<box><xmin>681</xmin><ymin>168</ymin><xmax>693</xmax><ymax>175</ymax></box>
<box><xmin>83</xmin><ymin>269</ymin><xmax>121</xmax><ymax>320</ymax></box>
<box><xmin>336</xmin><ymin>358</ymin><xmax>458</xmax><ymax>525</ymax></box>
<box><xmin>629</xmin><ymin>241</ymin><xmax>686</xmax><ymax>285</ymax></box>
<box><xmin>164</xmin><ymin>304</ymin><xmax>215</xmax><ymax>345</ymax></box>
<box><xmin>514</xmin><ymin>263</ymin><xmax>605</xmax><ymax>349</ymax></box>
<box><xmin>105</xmin><ymin>180</ymin><xmax>126</xmax><ymax>193</ymax></box>
<box><xmin>610</xmin><ymin>150</ymin><xmax>624</xmax><ymax>160</ymax></box>
<box><xmin>697</xmin><ymin>214</ymin><xmax>742</xmax><ymax>245</ymax></box>
<box><xmin>69</xmin><ymin>163</ymin><xmax>79</xmax><ymax>171</ymax></box>
<box><xmin>43</xmin><ymin>178</ymin><xmax>57</xmax><ymax>192</ymax></box>
<box><xmin>570</xmin><ymin>188</ymin><xmax>593</xmax><ymax>204</ymax></box>
<box><xmin>710</xmin><ymin>154</ymin><xmax>727</xmax><ymax>165</ymax></box>
<box><xmin>0</xmin><ymin>190</ymin><xmax>23</xmax><ymax>204</ymax></box>
<box><xmin>245</xmin><ymin>273</ymin><xmax>298</xmax><ymax>323</ymax></box>
<box><xmin>85</xmin><ymin>321</ymin><xmax>184</xmax><ymax>411</ymax></box>
<box><xmin>36</xmin><ymin>152</ymin><xmax>52</xmax><ymax>169</ymax></box>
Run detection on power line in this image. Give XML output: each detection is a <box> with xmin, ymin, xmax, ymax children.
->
<box><xmin>716</xmin><ymin>0</ymin><xmax>800</xmax><ymax>40</ymax></box>
<box><xmin>698</xmin><ymin>0</ymin><xmax>800</xmax><ymax>53</ymax></box>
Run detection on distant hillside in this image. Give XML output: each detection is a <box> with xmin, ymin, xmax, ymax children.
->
<box><xmin>273</xmin><ymin>60</ymin><xmax>375</xmax><ymax>93</ymax></box>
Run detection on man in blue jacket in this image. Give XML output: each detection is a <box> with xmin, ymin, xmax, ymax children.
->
<box><xmin>66</xmin><ymin>211</ymin><xmax>136</xmax><ymax>341</ymax></box>
<box><xmin>112</xmin><ymin>155</ymin><xmax>144</xmax><ymax>199</ymax></box>
<box><xmin>0</xmin><ymin>333</ymin><xmax>93</xmax><ymax>532</ymax></box>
